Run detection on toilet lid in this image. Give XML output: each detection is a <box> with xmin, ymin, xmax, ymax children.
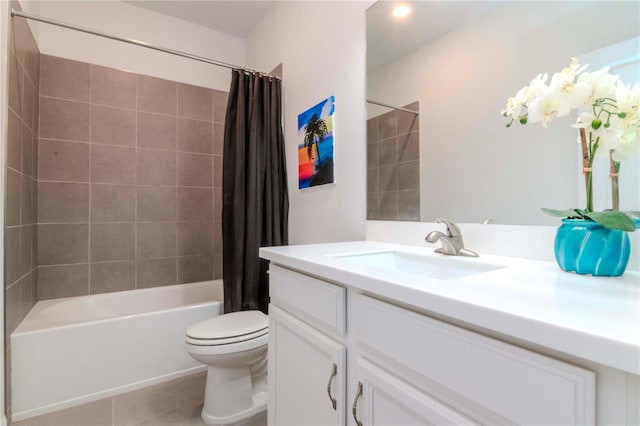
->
<box><xmin>186</xmin><ymin>310</ymin><xmax>268</xmax><ymax>341</ymax></box>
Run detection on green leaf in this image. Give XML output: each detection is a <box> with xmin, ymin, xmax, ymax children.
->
<box><xmin>541</xmin><ymin>207</ymin><xmax>584</xmax><ymax>218</ymax></box>
<box><xmin>586</xmin><ymin>211</ymin><xmax>636</xmax><ymax>232</ymax></box>
<box><xmin>573</xmin><ymin>208</ymin><xmax>589</xmax><ymax>217</ymax></box>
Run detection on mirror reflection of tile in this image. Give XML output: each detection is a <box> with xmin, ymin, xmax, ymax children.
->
<box><xmin>367</xmin><ymin>101</ymin><xmax>420</xmax><ymax>221</ymax></box>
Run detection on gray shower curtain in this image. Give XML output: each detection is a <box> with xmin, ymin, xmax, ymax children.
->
<box><xmin>222</xmin><ymin>69</ymin><xmax>288</xmax><ymax>314</ymax></box>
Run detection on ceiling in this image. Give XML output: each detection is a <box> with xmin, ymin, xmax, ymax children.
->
<box><xmin>124</xmin><ymin>1</ymin><xmax>274</xmax><ymax>38</ymax></box>
<box><xmin>366</xmin><ymin>1</ymin><xmax>499</xmax><ymax>71</ymax></box>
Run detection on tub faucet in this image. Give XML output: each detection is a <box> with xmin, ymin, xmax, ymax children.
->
<box><xmin>425</xmin><ymin>219</ymin><xmax>478</xmax><ymax>257</ymax></box>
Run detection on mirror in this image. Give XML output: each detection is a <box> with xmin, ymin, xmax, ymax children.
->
<box><xmin>366</xmin><ymin>1</ymin><xmax>640</xmax><ymax>225</ymax></box>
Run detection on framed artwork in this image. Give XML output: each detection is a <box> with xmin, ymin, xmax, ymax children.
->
<box><xmin>298</xmin><ymin>96</ymin><xmax>335</xmax><ymax>189</ymax></box>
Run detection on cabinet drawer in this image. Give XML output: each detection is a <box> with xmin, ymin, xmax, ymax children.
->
<box><xmin>269</xmin><ymin>265</ymin><xmax>346</xmax><ymax>337</ymax></box>
<box><xmin>355</xmin><ymin>294</ymin><xmax>595</xmax><ymax>425</ymax></box>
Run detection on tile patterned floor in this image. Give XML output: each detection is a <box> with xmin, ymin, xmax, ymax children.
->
<box><xmin>133</xmin><ymin>405</ymin><xmax>267</xmax><ymax>426</ymax></box>
<box><xmin>11</xmin><ymin>372</ymin><xmax>267</xmax><ymax>426</ymax></box>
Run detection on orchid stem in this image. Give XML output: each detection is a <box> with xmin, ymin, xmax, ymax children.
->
<box><xmin>579</xmin><ymin>129</ymin><xmax>593</xmax><ymax>212</ymax></box>
<box><xmin>609</xmin><ymin>150</ymin><xmax>620</xmax><ymax>211</ymax></box>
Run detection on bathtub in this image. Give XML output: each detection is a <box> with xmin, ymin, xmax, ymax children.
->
<box><xmin>10</xmin><ymin>280</ymin><xmax>223</xmax><ymax>421</ymax></box>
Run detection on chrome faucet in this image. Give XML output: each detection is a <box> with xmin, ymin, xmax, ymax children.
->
<box><xmin>425</xmin><ymin>219</ymin><xmax>478</xmax><ymax>257</ymax></box>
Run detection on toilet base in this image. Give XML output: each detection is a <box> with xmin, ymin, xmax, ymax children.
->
<box><xmin>201</xmin><ymin>391</ymin><xmax>267</xmax><ymax>426</ymax></box>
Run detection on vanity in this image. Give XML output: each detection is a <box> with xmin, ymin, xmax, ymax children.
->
<box><xmin>260</xmin><ymin>241</ymin><xmax>640</xmax><ymax>425</ymax></box>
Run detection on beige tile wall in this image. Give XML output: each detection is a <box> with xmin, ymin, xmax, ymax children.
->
<box><xmin>367</xmin><ymin>102</ymin><xmax>420</xmax><ymax>221</ymax></box>
<box><xmin>37</xmin><ymin>54</ymin><xmax>228</xmax><ymax>299</ymax></box>
<box><xmin>4</xmin><ymin>1</ymin><xmax>40</xmax><ymax>418</ymax></box>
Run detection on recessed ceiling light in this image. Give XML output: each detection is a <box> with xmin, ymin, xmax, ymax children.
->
<box><xmin>392</xmin><ymin>4</ymin><xmax>411</xmax><ymax>19</ymax></box>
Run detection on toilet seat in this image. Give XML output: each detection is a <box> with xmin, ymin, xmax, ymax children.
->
<box><xmin>186</xmin><ymin>310</ymin><xmax>268</xmax><ymax>346</ymax></box>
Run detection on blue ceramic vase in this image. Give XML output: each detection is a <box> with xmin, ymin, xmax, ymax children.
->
<box><xmin>554</xmin><ymin>219</ymin><xmax>631</xmax><ymax>276</ymax></box>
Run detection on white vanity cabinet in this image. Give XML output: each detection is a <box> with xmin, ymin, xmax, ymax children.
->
<box><xmin>268</xmin><ymin>265</ymin><xmax>347</xmax><ymax>426</ymax></box>
<box><xmin>264</xmin><ymin>256</ymin><xmax>639</xmax><ymax>426</ymax></box>
<box><xmin>268</xmin><ymin>265</ymin><xmax>595</xmax><ymax>426</ymax></box>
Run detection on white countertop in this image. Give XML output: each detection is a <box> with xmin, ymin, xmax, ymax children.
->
<box><xmin>260</xmin><ymin>241</ymin><xmax>640</xmax><ymax>375</ymax></box>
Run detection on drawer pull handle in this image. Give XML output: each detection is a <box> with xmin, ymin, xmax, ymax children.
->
<box><xmin>326</xmin><ymin>363</ymin><xmax>338</xmax><ymax>410</ymax></box>
<box><xmin>352</xmin><ymin>381</ymin><xmax>363</xmax><ymax>426</ymax></box>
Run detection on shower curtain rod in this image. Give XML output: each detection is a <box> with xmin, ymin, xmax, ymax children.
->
<box><xmin>10</xmin><ymin>8</ymin><xmax>279</xmax><ymax>78</ymax></box>
<box><xmin>366</xmin><ymin>99</ymin><xmax>419</xmax><ymax>115</ymax></box>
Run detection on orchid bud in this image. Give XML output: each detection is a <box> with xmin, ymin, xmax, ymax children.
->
<box><xmin>519</xmin><ymin>116</ymin><xmax>528</xmax><ymax>125</ymax></box>
<box><xmin>618</xmin><ymin>112</ymin><xmax>627</xmax><ymax>119</ymax></box>
<box><xmin>591</xmin><ymin>119</ymin><xmax>602</xmax><ymax>129</ymax></box>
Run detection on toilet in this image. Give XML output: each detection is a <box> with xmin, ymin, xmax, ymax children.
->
<box><xmin>185</xmin><ymin>310</ymin><xmax>268</xmax><ymax>425</ymax></box>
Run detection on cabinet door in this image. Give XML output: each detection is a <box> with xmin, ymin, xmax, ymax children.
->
<box><xmin>268</xmin><ymin>304</ymin><xmax>346</xmax><ymax>426</ymax></box>
<box><xmin>353</xmin><ymin>358</ymin><xmax>476</xmax><ymax>426</ymax></box>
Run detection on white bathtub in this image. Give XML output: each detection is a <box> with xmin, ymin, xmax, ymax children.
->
<box><xmin>11</xmin><ymin>280</ymin><xmax>223</xmax><ymax>421</ymax></box>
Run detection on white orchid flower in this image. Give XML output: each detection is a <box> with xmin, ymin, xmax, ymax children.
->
<box><xmin>572</xmin><ymin>112</ymin><xmax>598</xmax><ymax>130</ymax></box>
<box><xmin>614</xmin><ymin>81</ymin><xmax>639</xmax><ymax>119</ymax></box>
<box><xmin>502</xmin><ymin>57</ymin><xmax>637</xmax><ymax>215</ymax></box>
<box><xmin>604</xmin><ymin>82</ymin><xmax>640</xmax><ymax>162</ymax></box>
<box><xmin>561</xmin><ymin>58</ymin><xmax>589</xmax><ymax>78</ymax></box>
<box><xmin>577</xmin><ymin>66</ymin><xmax>619</xmax><ymax>105</ymax></box>
<box><xmin>501</xmin><ymin>73</ymin><xmax>548</xmax><ymax>118</ymax></box>
<box><xmin>550</xmin><ymin>72</ymin><xmax>592</xmax><ymax>109</ymax></box>
<box><xmin>527</xmin><ymin>85</ymin><xmax>571</xmax><ymax>127</ymax></box>
<box><xmin>612</xmin><ymin>128</ymin><xmax>640</xmax><ymax>162</ymax></box>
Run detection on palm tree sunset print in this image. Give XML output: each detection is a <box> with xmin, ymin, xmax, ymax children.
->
<box><xmin>298</xmin><ymin>96</ymin><xmax>335</xmax><ymax>188</ymax></box>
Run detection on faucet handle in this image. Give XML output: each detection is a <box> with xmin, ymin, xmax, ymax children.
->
<box><xmin>434</xmin><ymin>218</ymin><xmax>461</xmax><ymax>238</ymax></box>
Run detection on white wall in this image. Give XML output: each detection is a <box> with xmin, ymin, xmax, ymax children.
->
<box><xmin>368</xmin><ymin>1</ymin><xmax>639</xmax><ymax>226</ymax></box>
<box><xmin>31</xmin><ymin>0</ymin><xmax>246</xmax><ymax>90</ymax></box>
<box><xmin>246</xmin><ymin>1</ymin><xmax>371</xmax><ymax>245</ymax></box>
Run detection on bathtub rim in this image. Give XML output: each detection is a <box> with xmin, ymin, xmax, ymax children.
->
<box><xmin>13</xmin><ymin>279</ymin><xmax>224</xmax><ymax>335</ymax></box>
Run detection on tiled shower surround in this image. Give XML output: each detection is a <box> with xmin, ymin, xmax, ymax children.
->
<box><xmin>5</xmin><ymin>2</ymin><xmax>39</xmax><ymax>331</ymax></box>
<box><xmin>367</xmin><ymin>101</ymin><xmax>420</xmax><ymax>221</ymax></box>
<box><xmin>4</xmin><ymin>1</ymin><xmax>40</xmax><ymax>417</ymax></box>
<box><xmin>36</xmin><ymin>54</ymin><xmax>228</xmax><ymax>299</ymax></box>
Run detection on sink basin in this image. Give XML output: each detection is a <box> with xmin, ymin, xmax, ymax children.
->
<box><xmin>334</xmin><ymin>251</ymin><xmax>505</xmax><ymax>280</ymax></box>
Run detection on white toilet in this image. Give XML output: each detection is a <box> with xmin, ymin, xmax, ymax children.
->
<box><xmin>185</xmin><ymin>310</ymin><xmax>268</xmax><ymax>425</ymax></box>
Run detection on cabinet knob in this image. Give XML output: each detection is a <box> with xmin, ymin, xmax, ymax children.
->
<box><xmin>352</xmin><ymin>381</ymin><xmax>363</xmax><ymax>426</ymax></box>
<box><xmin>326</xmin><ymin>363</ymin><xmax>338</xmax><ymax>410</ymax></box>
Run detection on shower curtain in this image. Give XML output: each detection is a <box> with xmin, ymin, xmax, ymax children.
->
<box><xmin>222</xmin><ymin>69</ymin><xmax>289</xmax><ymax>314</ymax></box>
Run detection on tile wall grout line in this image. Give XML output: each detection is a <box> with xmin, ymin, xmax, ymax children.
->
<box><xmin>17</xmin><ymin>58</ymin><xmax>25</xmax><ymax>234</ymax></box>
<box><xmin>36</xmin><ymin>180</ymin><xmax>210</xmax><ymax>189</ymax></box>
<box><xmin>175</xmin><ymin>83</ymin><xmax>179</xmax><ymax>285</ymax></box>
<box><xmin>40</xmin><ymin>95</ymin><xmax>219</xmax><ymax>123</ymax></box>
<box><xmin>37</xmin><ymin>220</ymin><xmax>214</xmax><ymax>225</ymax></box>
<box><xmin>35</xmin><ymin>46</ymin><xmax>41</xmax><ymax>302</ymax></box>
<box><xmin>213</xmin><ymin>92</ymin><xmax>218</xmax><ymax>279</ymax></box>
<box><xmin>36</xmin><ymin>255</ymin><xmax>202</xmax><ymax>269</ymax></box>
<box><xmin>39</xmin><ymin>136</ymin><xmax>217</xmax><ymax>156</ymax></box>
<box><xmin>134</xmin><ymin>74</ymin><xmax>139</xmax><ymax>290</ymax></box>
<box><xmin>39</xmin><ymin>93</ymin><xmax>90</xmax><ymax>106</ymax></box>
<box><xmin>88</xmin><ymin>64</ymin><xmax>93</xmax><ymax>295</ymax></box>
<box><xmin>6</xmin><ymin>268</ymin><xmax>34</xmax><ymax>291</ymax></box>
<box><xmin>214</xmin><ymin>90</ymin><xmax>216</xmax><ymax>279</ymax></box>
